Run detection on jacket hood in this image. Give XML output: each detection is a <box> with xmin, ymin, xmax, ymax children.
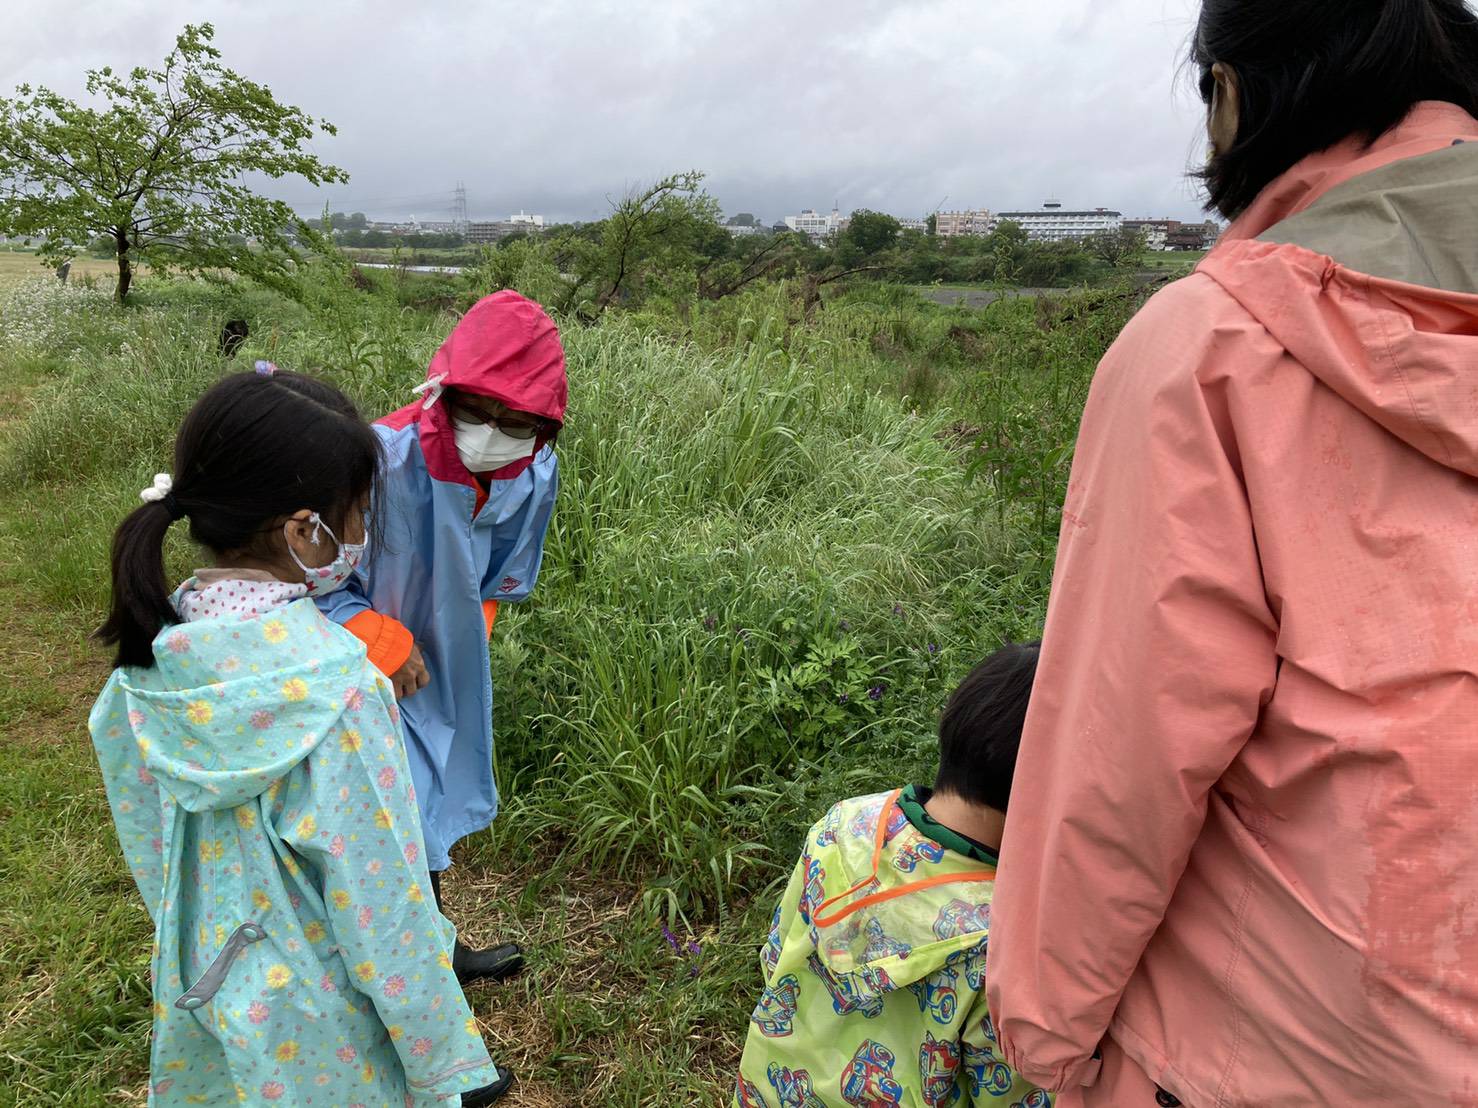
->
<box><xmin>1201</xmin><ymin>102</ymin><xmax>1478</xmax><ymax>479</ymax></box>
<box><xmin>807</xmin><ymin>792</ymin><xmax>994</xmax><ymax>995</ymax></box>
<box><xmin>381</xmin><ymin>291</ymin><xmax>568</xmax><ymax>486</ymax></box>
<box><xmin>105</xmin><ymin>600</ymin><xmax>364</xmax><ymax>812</ymax></box>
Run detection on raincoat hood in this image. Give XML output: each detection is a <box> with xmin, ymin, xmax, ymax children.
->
<box><xmin>107</xmin><ymin>599</ymin><xmax>360</xmax><ymax>813</ymax></box>
<box><xmin>382</xmin><ymin>290</ymin><xmax>568</xmax><ymax>485</ymax></box>
<box><xmin>736</xmin><ymin>790</ymin><xmax>1041</xmax><ymax>1108</ymax></box>
<box><xmin>1203</xmin><ymin>101</ymin><xmax>1478</xmax><ymax>478</ymax></box>
<box><xmin>806</xmin><ymin>791</ymin><xmax>995</xmax><ymax>994</ymax></box>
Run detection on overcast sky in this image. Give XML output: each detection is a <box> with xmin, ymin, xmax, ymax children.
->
<box><xmin>5</xmin><ymin>0</ymin><xmax>1215</xmax><ymax>225</ymax></box>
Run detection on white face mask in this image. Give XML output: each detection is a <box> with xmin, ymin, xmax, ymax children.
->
<box><xmin>286</xmin><ymin>513</ymin><xmax>365</xmax><ymax>596</ymax></box>
<box><xmin>452</xmin><ymin>418</ymin><xmax>537</xmax><ymax>473</ymax></box>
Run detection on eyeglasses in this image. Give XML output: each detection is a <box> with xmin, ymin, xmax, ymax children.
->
<box><xmin>446</xmin><ymin>399</ymin><xmax>553</xmax><ymax>440</ymax></box>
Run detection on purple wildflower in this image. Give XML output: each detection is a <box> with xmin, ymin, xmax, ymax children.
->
<box><xmin>838</xmin><ymin>693</ymin><xmax>849</xmax><ymax>704</ymax></box>
<box><xmin>892</xmin><ymin>604</ymin><xmax>905</xmax><ymax>618</ymax></box>
<box><xmin>703</xmin><ymin>615</ymin><xmax>716</xmax><ymax>631</ymax></box>
<box><xmin>927</xmin><ymin>643</ymin><xmax>939</xmax><ymax>655</ymax></box>
<box><xmin>839</xmin><ymin>619</ymin><xmax>851</xmax><ymax>632</ymax></box>
<box><xmin>868</xmin><ymin>685</ymin><xmax>885</xmax><ymax>701</ymax></box>
<box><xmin>661</xmin><ymin>925</ymin><xmax>681</xmax><ymax>953</ymax></box>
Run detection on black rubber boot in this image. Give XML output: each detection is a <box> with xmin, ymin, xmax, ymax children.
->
<box><xmin>461</xmin><ymin>1069</ymin><xmax>514</xmax><ymax>1106</ymax></box>
<box><xmin>428</xmin><ymin>870</ymin><xmax>526</xmax><ymax>985</ymax></box>
<box><xmin>453</xmin><ymin>940</ymin><xmax>525</xmax><ymax>985</ymax></box>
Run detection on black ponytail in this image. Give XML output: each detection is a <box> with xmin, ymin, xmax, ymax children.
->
<box><xmin>98</xmin><ymin>502</ymin><xmax>183</xmax><ymax>668</ymax></box>
<box><xmin>97</xmin><ymin>371</ymin><xmax>382</xmax><ymax>669</ymax></box>
<box><xmin>1193</xmin><ymin>0</ymin><xmax>1478</xmax><ymax>219</ymax></box>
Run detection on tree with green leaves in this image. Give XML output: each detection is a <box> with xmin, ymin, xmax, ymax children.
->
<box><xmin>0</xmin><ymin>24</ymin><xmax>347</xmax><ymax>302</ymax></box>
<box><xmin>837</xmin><ymin>209</ymin><xmax>901</xmax><ymax>264</ymax></box>
<box><xmin>1086</xmin><ymin>226</ymin><xmax>1147</xmax><ymax>268</ymax></box>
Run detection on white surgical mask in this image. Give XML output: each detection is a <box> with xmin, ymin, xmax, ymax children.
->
<box><xmin>286</xmin><ymin>513</ymin><xmax>364</xmax><ymax>596</ymax></box>
<box><xmin>452</xmin><ymin>418</ymin><xmax>537</xmax><ymax>473</ymax></box>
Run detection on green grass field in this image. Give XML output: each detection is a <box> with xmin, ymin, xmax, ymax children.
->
<box><xmin>0</xmin><ymin>264</ymin><xmax>1137</xmax><ymax>1105</ymax></box>
<box><xmin>0</xmin><ymin>251</ymin><xmax>118</xmax><ymax>291</ymax></box>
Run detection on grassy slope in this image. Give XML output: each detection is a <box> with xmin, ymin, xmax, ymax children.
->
<box><xmin>0</xmin><ymin>270</ymin><xmax>1131</xmax><ymax>1105</ymax></box>
<box><xmin>0</xmin><ymin>252</ymin><xmax>119</xmax><ymax>290</ymax></box>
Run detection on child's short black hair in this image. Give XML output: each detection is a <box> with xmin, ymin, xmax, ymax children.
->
<box><xmin>934</xmin><ymin>641</ymin><xmax>1041</xmax><ymax>812</ymax></box>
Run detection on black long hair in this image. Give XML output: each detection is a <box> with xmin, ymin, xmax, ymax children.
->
<box><xmin>1193</xmin><ymin>0</ymin><xmax>1478</xmax><ymax>219</ymax></box>
<box><xmin>935</xmin><ymin>641</ymin><xmax>1041</xmax><ymax>812</ymax></box>
<box><xmin>98</xmin><ymin>371</ymin><xmax>382</xmax><ymax>669</ymax></box>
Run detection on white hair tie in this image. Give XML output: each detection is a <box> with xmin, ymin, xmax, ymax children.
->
<box><xmin>411</xmin><ymin>373</ymin><xmax>448</xmax><ymax>410</ymax></box>
<box><xmin>139</xmin><ymin>473</ymin><xmax>173</xmax><ymax>503</ymax></box>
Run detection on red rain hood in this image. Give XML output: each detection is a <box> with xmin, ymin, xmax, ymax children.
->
<box><xmin>381</xmin><ymin>291</ymin><xmax>569</xmax><ymax>485</ymax></box>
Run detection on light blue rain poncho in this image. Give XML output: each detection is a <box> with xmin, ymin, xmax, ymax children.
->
<box><xmin>90</xmin><ymin>579</ymin><xmax>500</xmax><ymax>1105</ymax></box>
<box><xmin>318</xmin><ymin>292</ymin><xmax>564</xmax><ymax>872</ymax></box>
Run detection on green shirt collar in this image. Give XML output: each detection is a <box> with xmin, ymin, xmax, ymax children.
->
<box><xmin>897</xmin><ymin>785</ymin><xmax>999</xmax><ymax>866</ymax></box>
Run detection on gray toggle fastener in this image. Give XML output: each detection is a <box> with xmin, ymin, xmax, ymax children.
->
<box><xmin>175</xmin><ymin>921</ymin><xmax>268</xmax><ymax>1010</ymax></box>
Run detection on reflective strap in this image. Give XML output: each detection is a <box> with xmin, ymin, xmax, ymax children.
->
<box><xmin>175</xmin><ymin>921</ymin><xmax>268</xmax><ymax>1010</ymax></box>
<box><xmin>811</xmin><ymin>789</ymin><xmax>995</xmax><ymax>929</ymax></box>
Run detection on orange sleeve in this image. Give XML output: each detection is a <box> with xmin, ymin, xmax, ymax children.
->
<box><xmin>343</xmin><ymin>610</ymin><xmax>415</xmax><ymax>676</ymax></box>
<box><xmin>483</xmin><ymin>599</ymin><xmax>499</xmax><ymax>638</ymax></box>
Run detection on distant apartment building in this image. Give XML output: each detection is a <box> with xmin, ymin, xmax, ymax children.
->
<box><xmin>934</xmin><ymin>209</ymin><xmax>993</xmax><ymax>238</ymax></box>
<box><xmin>994</xmin><ymin>201</ymin><xmax>1122</xmax><ymax>242</ymax></box>
<box><xmin>465</xmin><ymin>214</ymin><xmax>546</xmax><ymax>244</ymax></box>
<box><xmin>411</xmin><ymin>220</ymin><xmax>458</xmax><ymax>235</ymax></box>
<box><xmin>896</xmin><ymin>216</ymin><xmax>927</xmax><ymax>233</ymax></box>
<box><xmin>1165</xmin><ymin>220</ymin><xmax>1223</xmax><ymax>250</ymax></box>
<box><xmin>784</xmin><ymin>208</ymin><xmax>845</xmax><ymax>242</ymax></box>
<box><xmin>466</xmin><ymin>222</ymin><xmax>514</xmax><ymax>244</ymax></box>
<box><xmin>1123</xmin><ymin>218</ymin><xmax>1180</xmax><ymax>251</ymax></box>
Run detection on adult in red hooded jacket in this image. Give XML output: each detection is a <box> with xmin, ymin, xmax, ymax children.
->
<box><xmin>987</xmin><ymin>2</ymin><xmax>1478</xmax><ymax>1105</ymax></box>
<box><xmin>319</xmin><ymin>292</ymin><xmax>567</xmax><ymax>999</ymax></box>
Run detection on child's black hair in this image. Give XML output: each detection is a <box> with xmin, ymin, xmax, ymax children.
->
<box><xmin>98</xmin><ymin>371</ymin><xmax>381</xmax><ymax>669</ymax></box>
<box><xmin>1192</xmin><ymin>0</ymin><xmax>1478</xmax><ymax>219</ymax></box>
<box><xmin>934</xmin><ymin>641</ymin><xmax>1041</xmax><ymax>812</ymax></box>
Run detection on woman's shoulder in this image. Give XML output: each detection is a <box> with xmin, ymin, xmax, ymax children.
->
<box><xmin>1102</xmin><ymin>264</ymin><xmax>1288</xmax><ymax>396</ymax></box>
<box><xmin>1132</xmin><ymin>263</ymin><xmax>1262</xmax><ymax>334</ymax></box>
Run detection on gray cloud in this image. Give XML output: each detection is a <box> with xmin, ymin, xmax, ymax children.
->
<box><xmin>4</xmin><ymin>0</ymin><xmax>1212</xmax><ymax>225</ymax></box>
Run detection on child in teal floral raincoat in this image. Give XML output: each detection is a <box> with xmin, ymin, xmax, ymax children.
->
<box><xmin>91</xmin><ymin>368</ymin><xmax>511</xmax><ymax>1106</ymax></box>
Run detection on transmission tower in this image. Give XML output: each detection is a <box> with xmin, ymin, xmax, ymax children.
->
<box><xmin>453</xmin><ymin>181</ymin><xmax>469</xmax><ymax>236</ymax></box>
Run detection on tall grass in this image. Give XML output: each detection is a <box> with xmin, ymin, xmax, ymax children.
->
<box><xmin>0</xmin><ymin>266</ymin><xmax>1123</xmax><ymax>919</ymax></box>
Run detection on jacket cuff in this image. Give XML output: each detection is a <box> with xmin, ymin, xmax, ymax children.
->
<box><xmin>1001</xmin><ymin>1045</ymin><xmax>1102</xmax><ymax>1092</ymax></box>
<box><xmin>343</xmin><ymin>610</ymin><xmax>414</xmax><ymax>676</ymax></box>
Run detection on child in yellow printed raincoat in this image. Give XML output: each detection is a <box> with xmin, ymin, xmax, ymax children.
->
<box><xmin>735</xmin><ymin>643</ymin><xmax>1051</xmax><ymax>1108</ymax></box>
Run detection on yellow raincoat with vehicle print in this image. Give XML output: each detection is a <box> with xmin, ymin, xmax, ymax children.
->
<box><xmin>734</xmin><ymin>788</ymin><xmax>1050</xmax><ymax>1108</ymax></box>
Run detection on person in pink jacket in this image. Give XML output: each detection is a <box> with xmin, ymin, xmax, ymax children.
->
<box><xmin>987</xmin><ymin>2</ymin><xmax>1478</xmax><ymax>1105</ymax></box>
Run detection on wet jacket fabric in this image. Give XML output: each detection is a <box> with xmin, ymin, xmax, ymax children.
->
<box><xmin>735</xmin><ymin>789</ymin><xmax>1049</xmax><ymax>1108</ymax></box>
<box><xmin>988</xmin><ymin>102</ymin><xmax>1478</xmax><ymax>1107</ymax></box>
<box><xmin>320</xmin><ymin>292</ymin><xmax>565</xmax><ymax>872</ymax></box>
<box><xmin>89</xmin><ymin>583</ymin><xmax>498</xmax><ymax>1106</ymax></box>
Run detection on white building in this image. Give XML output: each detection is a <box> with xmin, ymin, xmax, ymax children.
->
<box><xmin>509</xmin><ymin>210</ymin><xmax>545</xmax><ymax>228</ymax></box>
<box><xmin>895</xmin><ymin>216</ymin><xmax>927</xmax><ymax>233</ymax></box>
<box><xmin>935</xmin><ymin>209</ymin><xmax>993</xmax><ymax>238</ymax></box>
<box><xmin>993</xmin><ymin>201</ymin><xmax>1122</xmax><ymax>242</ymax></box>
<box><xmin>784</xmin><ymin>208</ymin><xmax>846</xmax><ymax>242</ymax></box>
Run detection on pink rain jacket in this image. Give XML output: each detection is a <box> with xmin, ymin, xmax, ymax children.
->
<box><xmin>989</xmin><ymin>102</ymin><xmax>1478</xmax><ymax>1107</ymax></box>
